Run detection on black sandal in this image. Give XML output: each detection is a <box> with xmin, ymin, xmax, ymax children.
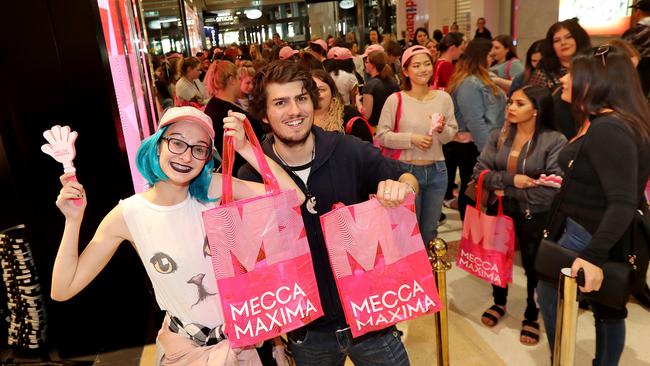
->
<box><xmin>481</xmin><ymin>305</ymin><xmax>506</xmax><ymax>327</ymax></box>
<box><xmin>520</xmin><ymin>319</ymin><xmax>540</xmax><ymax>345</ymax></box>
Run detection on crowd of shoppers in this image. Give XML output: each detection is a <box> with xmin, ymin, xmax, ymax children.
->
<box><xmin>52</xmin><ymin>6</ymin><xmax>650</xmax><ymax>365</ymax></box>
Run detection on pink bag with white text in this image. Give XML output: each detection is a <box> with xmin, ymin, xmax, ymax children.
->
<box><xmin>203</xmin><ymin>119</ymin><xmax>323</xmax><ymax>348</ymax></box>
<box><xmin>321</xmin><ymin>195</ymin><xmax>441</xmax><ymax>338</ymax></box>
<box><xmin>456</xmin><ymin>170</ymin><xmax>515</xmax><ymax>288</ymax></box>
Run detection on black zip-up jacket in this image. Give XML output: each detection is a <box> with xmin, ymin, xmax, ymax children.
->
<box><xmin>238</xmin><ymin>126</ymin><xmax>405</xmax><ymax>331</ymax></box>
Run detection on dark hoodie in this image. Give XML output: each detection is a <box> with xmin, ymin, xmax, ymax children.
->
<box><xmin>238</xmin><ymin>126</ymin><xmax>405</xmax><ymax>331</ymax></box>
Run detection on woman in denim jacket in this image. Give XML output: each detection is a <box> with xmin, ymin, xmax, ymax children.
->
<box><xmin>447</xmin><ymin>38</ymin><xmax>506</xmax><ymax>219</ymax></box>
<box><xmin>472</xmin><ymin>85</ymin><xmax>567</xmax><ymax>345</ymax></box>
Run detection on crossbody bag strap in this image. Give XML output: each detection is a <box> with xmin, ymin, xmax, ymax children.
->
<box><xmin>432</xmin><ymin>61</ymin><xmax>444</xmax><ymax>88</ymax></box>
<box><xmin>394</xmin><ymin>91</ymin><xmax>402</xmax><ymax>133</ymax></box>
<box><xmin>505</xmin><ymin>59</ymin><xmax>515</xmax><ymax>80</ymax></box>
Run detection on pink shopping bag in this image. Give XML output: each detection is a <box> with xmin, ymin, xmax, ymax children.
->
<box><xmin>456</xmin><ymin>170</ymin><xmax>515</xmax><ymax>288</ymax></box>
<box><xmin>321</xmin><ymin>194</ymin><xmax>442</xmax><ymax>338</ymax></box>
<box><xmin>203</xmin><ymin>119</ymin><xmax>323</xmax><ymax>348</ymax></box>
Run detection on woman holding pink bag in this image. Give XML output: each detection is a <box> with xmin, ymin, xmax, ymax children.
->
<box><xmin>471</xmin><ymin>85</ymin><xmax>566</xmax><ymax>345</ymax></box>
<box><xmin>376</xmin><ymin>45</ymin><xmax>458</xmax><ymax>245</ymax></box>
<box><xmin>50</xmin><ymin>107</ymin><xmax>303</xmax><ymax>365</ymax></box>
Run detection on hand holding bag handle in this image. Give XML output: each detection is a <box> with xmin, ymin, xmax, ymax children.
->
<box><xmin>221</xmin><ymin>117</ymin><xmax>280</xmax><ymax>204</ymax></box>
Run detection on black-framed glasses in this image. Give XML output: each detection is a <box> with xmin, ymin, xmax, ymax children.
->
<box><xmin>160</xmin><ymin>137</ymin><xmax>211</xmax><ymax>160</ymax></box>
<box><xmin>593</xmin><ymin>45</ymin><xmax>611</xmax><ymax>66</ymax></box>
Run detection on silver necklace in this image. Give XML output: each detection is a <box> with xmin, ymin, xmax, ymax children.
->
<box><xmin>272</xmin><ymin>140</ymin><xmax>318</xmax><ymax>214</ymax></box>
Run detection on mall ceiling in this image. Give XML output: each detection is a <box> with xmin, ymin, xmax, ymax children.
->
<box><xmin>140</xmin><ymin>0</ymin><xmax>299</xmax><ymax>16</ymax></box>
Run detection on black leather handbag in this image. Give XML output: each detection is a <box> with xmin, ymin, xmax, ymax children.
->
<box><xmin>533</xmin><ymin>139</ymin><xmax>650</xmax><ymax>310</ymax></box>
<box><xmin>535</xmin><ymin>228</ymin><xmax>638</xmax><ymax>310</ymax></box>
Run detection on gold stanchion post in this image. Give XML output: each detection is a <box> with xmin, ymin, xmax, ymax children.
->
<box><xmin>553</xmin><ymin>268</ymin><xmax>579</xmax><ymax>366</ymax></box>
<box><xmin>429</xmin><ymin>238</ymin><xmax>451</xmax><ymax>366</ymax></box>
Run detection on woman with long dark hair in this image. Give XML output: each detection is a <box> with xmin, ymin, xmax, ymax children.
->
<box><xmin>530</xmin><ymin>19</ymin><xmax>592</xmax><ymax>141</ymax></box>
<box><xmin>447</xmin><ymin>38</ymin><xmax>506</xmax><ymax>219</ymax></box>
<box><xmin>414</xmin><ymin>27</ymin><xmax>430</xmax><ymax>46</ymax></box>
<box><xmin>472</xmin><ymin>85</ymin><xmax>566</xmax><ymax>344</ymax></box>
<box><xmin>536</xmin><ymin>46</ymin><xmax>650</xmax><ymax>365</ymax></box>
<box><xmin>529</xmin><ymin>19</ymin><xmax>591</xmax><ymax>91</ymax></box>
<box><xmin>432</xmin><ymin>32</ymin><xmax>464</xmax><ymax>90</ymax></box>
<box><xmin>508</xmin><ymin>39</ymin><xmax>544</xmax><ymax>96</ymax></box>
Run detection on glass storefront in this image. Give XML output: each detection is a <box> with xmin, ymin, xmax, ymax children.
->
<box><xmin>204</xmin><ymin>2</ymin><xmax>308</xmax><ymax>48</ymax></box>
<box><xmin>141</xmin><ymin>0</ymin><xmax>187</xmax><ymax>55</ymax></box>
<box><xmin>140</xmin><ymin>0</ymin><xmax>308</xmax><ymax>56</ymax></box>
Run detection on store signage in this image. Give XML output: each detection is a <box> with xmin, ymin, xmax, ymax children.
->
<box><xmin>396</xmin><ymin>0</ymin><xmax>429</xmax><ymax>41</ymax></box>
<box><xmin>216</xmin><ymin>15</ymin><xmax>235</xmax><ymax>23</ymax></box>
<box><xmin>144</xmin><ymin>10</ymin><xmax>159</xmax><ymax>18</ymax></box>
<box><xmin>559</xmin><ymin>0</ymin><xmax>632</xmax><ymax>35</ymax></box>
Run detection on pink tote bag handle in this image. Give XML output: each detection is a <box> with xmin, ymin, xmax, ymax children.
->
<box><xmin>221</xmin><ymin>118</ymin><xmax>279</xmax><ymax>204</ymax></box>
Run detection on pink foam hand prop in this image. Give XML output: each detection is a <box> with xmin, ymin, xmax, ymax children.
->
<box><xmin>535</xmin><ymin>174</ymin><xmax>563</xmax><ymax>188</ymax></box>
<box><xmin>41</xmin><ymin>125</ymin><xmax>81</xmax><ymax>205</ymax></box>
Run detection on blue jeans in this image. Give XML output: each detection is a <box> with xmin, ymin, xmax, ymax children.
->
<box><xmin>399</xmin><ymin>161</ymin><xmax>448</xmax><ymax>245</ymax></box>
<box><xmin>287</xmin><ymin>326</ymin><xmax>410</xmax><ymax>366</ymax></box>
<box><xmin>536</xmin><ymin>218</ymin><xmax>626</xmax><ymax>366</ymax></box>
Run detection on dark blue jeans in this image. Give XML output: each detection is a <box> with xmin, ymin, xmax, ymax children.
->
<box><xmin>536</xmin><ymin>218</ymin><xmax>626</xmax><ymax>366</ymax></box>
<box><xmin>287</xmin><ymin>326</ymin><xmax>410</xmax><ymax>366</ymax></box>
<box><xmin>399</xmin><ymin>161</ymin><xmax>447</xmax><ymax>245</ymax></box>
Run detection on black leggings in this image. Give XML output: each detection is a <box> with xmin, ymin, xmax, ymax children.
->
<box><xmin>444</xmin><ymin>141</ymin><xmax>479</xmax><ymax>219</ymax></box>
<box><xmin>491</xmin><ymin>199</ymin><xmax>548</xmax><ymax>322</ymax></box>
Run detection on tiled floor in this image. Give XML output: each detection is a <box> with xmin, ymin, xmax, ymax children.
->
<box><xmin>5</xmin><ymin>208</ymin><xmax>649</xmax><ymax>365</ymax></box>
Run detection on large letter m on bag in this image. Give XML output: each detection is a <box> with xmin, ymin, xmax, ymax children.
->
<box><xmin>204</xmin><ymin>191</ymin><xmax>309</xmax><ymax>279</ymax></box>
<box><xmin>323</xmin><ymin>197</ymin><xmax>423</xmax><ymax>279</ymax></box>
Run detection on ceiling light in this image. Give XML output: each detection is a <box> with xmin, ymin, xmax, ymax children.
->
<box><xmin>340</xmin><ymin>0</ymin><xmax>354</xmax><ymax>9</ymax></box>
<box><xmin>245</xmin><ymin>9</ymin><xmax>263</xmax><ymax>20</ymax></box>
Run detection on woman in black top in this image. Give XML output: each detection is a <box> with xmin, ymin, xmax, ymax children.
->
<box><xmin>362</xmin><ymin>50</ymin><xmax>400</xmax><ymax>126</ymax></box>
<box><xmin>204</xmin><ymin>60</ymin><xmax>265</xmax><ymax>171</ymax></box>
<box><xmin>536</xmin><ymin>46</ymin><xmax>650</xmax><ymax>365</ymax></box>
<box><xmin>528</xmin><ymin>20</ymin><xmax>591</xmax><ymax>141</ymax></box>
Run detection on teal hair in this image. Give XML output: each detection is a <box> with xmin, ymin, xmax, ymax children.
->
<box><xmin>136</xmin><ymin>126</ymin><xmax>215</xmax><ymax>203</ymax></box>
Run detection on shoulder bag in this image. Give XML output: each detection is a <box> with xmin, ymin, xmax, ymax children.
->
<box><xmin>534</xmin><ymin>135</ymin><xmax>649</xmax><ymax>309</ymax></box>
<box><xmin>379</xmin><ymin>92</ymin><xmax>403</xmax><ymax>160</ymax></box>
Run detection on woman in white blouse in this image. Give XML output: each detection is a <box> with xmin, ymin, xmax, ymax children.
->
<box><xmin>376</xmin><ymin>45</ymin><xmax>458</xmax><ymax>245</ymax></box>
<box><xmin>175</xmin><ymin>57</ymin><xmax>209</xmax><ymax>106</ymax></box>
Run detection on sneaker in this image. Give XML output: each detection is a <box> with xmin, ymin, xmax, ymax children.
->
<box><xmin>438</xmin><ymin>213</ymin><xmax>447</xmax><ymax>227</ymax></box>
<box><xmin>443</xmin><ymin>198</ymin><xmax>458</xmax><ymax>209</ymax></box>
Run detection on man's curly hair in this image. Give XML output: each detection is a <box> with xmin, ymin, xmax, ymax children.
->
<box><xmin>249</xmin><ymin>60</ymin><xmax>320</xmax><ymax>125</ymax></box>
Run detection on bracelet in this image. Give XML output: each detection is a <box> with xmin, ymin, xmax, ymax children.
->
<box><xmin>403</xmin><ymin>182</ymin><xmax>416</xmax><ymax>194</ymax></box>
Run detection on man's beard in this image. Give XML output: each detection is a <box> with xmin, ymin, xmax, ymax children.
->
<box><xmin>274</xmin><ymin>128</ymin><xmax>311</xmax><ymax>147</ymax></box>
